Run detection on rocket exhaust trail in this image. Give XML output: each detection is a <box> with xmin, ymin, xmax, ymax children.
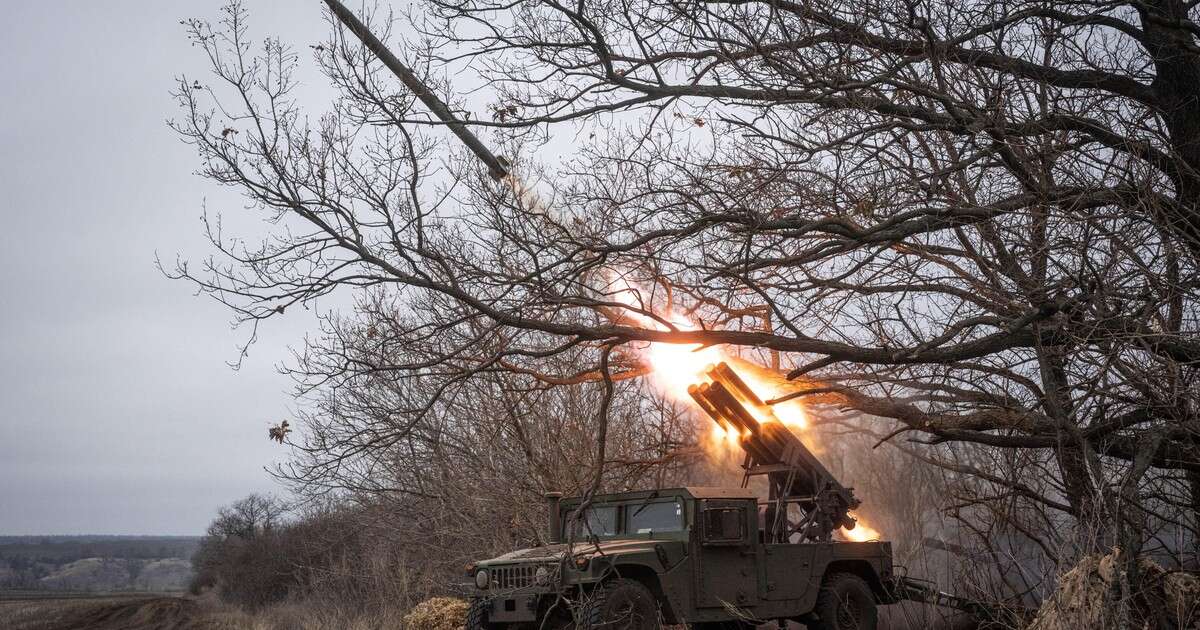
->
<box><xmin>324</xmin><ymin>0</ymin><xmax>510</xmax><ymax>181</ymax></box>
<box><xmin>325</xmin><ymin>0</ymin><xmax>566</xmax><ymax>224</ymax></box>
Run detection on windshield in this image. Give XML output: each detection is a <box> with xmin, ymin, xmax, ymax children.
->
<box><xmin>628</xmin><ymin>500</ymin><xmax>684</xmax><ymax>533</ymax></box>
<box><xmin>563</xmin><ymin>497</ymin><xmax>687</xmax><ymax>538</ymax></box>
<box><xmin>569</xmin><ymin>505</ymin><xmax>618</xmax><ymax>537</ymax></box>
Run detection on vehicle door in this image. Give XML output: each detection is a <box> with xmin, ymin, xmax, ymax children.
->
<box><xmin>761</xmin><ymin>542</ymin><xmax>817</xmax><ymax>601</ymax></box>
<box><xmin>694</xmin><ymin>499</ymin><xmax>759</xmax><ymax>610</ymax></box>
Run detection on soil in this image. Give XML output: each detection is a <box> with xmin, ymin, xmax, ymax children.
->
<box><xmin>0</xmin><ymin>595</ymin><xmax>225</xmax><ymax>630</ymax></box>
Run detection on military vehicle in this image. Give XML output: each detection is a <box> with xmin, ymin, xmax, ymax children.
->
<box><xmin>462</xmin><ymin>363</ymin><xmax>894</xmax><ymax>630</ymax></box>
<box><xmin>465</xmin><ymin>486</ymin><xmax>893</xmax><ymax>629</ymax></box>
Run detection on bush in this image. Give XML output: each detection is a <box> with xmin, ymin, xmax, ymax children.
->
<box><xmin>1028</xmin><ymin>551</ymin><xmax>1200</xmax><ymax>630</ymax></box>
<box><xmin>401</xmin><ymin>597</ymin><xmax>469</xmax><ymax>630</ymax></box>
<box><xmin>189</xmin><ymin>494</ymin><xmax>295</xmax><ymax>609</ymax></box>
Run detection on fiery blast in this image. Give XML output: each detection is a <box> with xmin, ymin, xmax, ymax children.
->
<box><xmin>500</xmin><ymin>181</ymin><xmax>881</xmax><ymax>541</ymax></box>
<box><xmin>608</xmin><ymin>277</ymin><xmax>881</xmax><ymax>543</ymax></box>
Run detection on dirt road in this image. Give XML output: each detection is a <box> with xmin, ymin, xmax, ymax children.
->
<box><xmin>0</xmin><ymin>594</ymin><xmax>228</xmax><ymax>630</ymax></box>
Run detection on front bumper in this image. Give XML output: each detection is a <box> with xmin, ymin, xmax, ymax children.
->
<box><xmin>471</xmin><ymin>560</ymin><xmax>604</xmax><ymax>621</ymax></box>
<box><xmin>471</xmin><ymin>571</ymin><xmax>586</xmax><ymax>623</ymax></box>
<box><xmin>477</xmin><ymin>592</ymin><xmax>542</xmax><ymax>623</ymax></box>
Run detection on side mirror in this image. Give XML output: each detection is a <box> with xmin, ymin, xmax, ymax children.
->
<box><xmin>702</xmin><ymin>507</ymin><xmax>746</xmax><ymax>544</ymax></box>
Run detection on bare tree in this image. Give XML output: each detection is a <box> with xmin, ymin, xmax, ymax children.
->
<box><xmin>206</xmin><ymin>493</ymin><xmax>288</xmax><ymax>540</ymax></box>
<box><xmin>172</xmin><ymin>0</ymin><xmax>1200</xmax><ymax>619</ymax></box>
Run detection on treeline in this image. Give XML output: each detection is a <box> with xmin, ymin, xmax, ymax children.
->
<box><xmin>190</xmin><ymin>493</ymin><xmax>488</xmax><ymax>613</ymax></box>
<box><xmin>191</xmin><ymin>494</ymin><xmax>334</xmax><ymax>608</ymax></box>
<box><xmin>0</xmin><ymin>536</ymin><xmax>198</xmax><ymax>564</ymax></box>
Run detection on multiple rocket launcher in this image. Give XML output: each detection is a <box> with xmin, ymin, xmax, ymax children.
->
<box><xmin>688</xmin><ymin>363</ymin><xmax>861</xmax><ymax>542</ymax></box>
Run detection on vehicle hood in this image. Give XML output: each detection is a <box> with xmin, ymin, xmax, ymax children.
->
<box><xmin>479</xmin><ymin>538</ymin><xmax>672</xmax><ymax>565</ymax></box>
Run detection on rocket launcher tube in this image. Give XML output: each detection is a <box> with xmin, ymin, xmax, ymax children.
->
<box><xmin>707</xmin><ymin>363</ymin><xmax>849</xmax><ymax>493</ymax></box>
<box><xmin>689</xmin><ymin>362</ymin><xmax>862</xmax><ymax>539</ymax></box>
<box><xmin>710</xmin><ymin>362</ymin><xmax>768</xmax><ymax>408</ymax></box>
<box><xmin>324</xmin><ymin>0</ymin><xmax>510</xmax><ymax>181</ymax></box>
<box><xmin>687</xmin><ymin>383</ymin><xmax>729</xmax><ymax>432</ymax></box>
<box><xmin>701</xmin><ymin>384</ymin><xmax>778</xmax><ymax>464</ymax></box>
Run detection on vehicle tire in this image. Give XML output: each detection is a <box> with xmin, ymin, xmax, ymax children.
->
<box><xmin>468</xmin><ymin>597</ymin><xmax>497</xmax><ymax>630</ymax></box>
<box><xmin>809</xmin><ymin>572</ymin><xmax>877</xmax><ymax>630</ymax></box>
<box><xmin>537</xmin><ymin>599</ymin><xmax>575</xmax><ymax>630</ymax></box>
<box><xmin>578</xmin><ymin>578</ymin><xmax>661</xmax><ymax>629</ymax></box>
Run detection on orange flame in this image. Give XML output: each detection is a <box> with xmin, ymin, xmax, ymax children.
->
<box><xmin>840</xmin><ymin>518</ymin><xmax>881</xmax><ymax>542</ymax></box>
<box><xmin>606</xmin><ymin>274</ymin><xmax>880</xmax><ymax>540</ymax></box>
<box><xmin>606</xmin><ymin>277</ymin><xmax>809</xmax><ymax>434</ymax></box>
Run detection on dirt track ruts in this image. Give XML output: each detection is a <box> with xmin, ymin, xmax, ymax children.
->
<box><xmin>0</xmin><ymin>595</ymin><xmax>227</xmax><ymax>630</ymax></box>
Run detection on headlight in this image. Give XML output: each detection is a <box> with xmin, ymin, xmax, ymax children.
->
<box><xmin>535</xmin><ymin>566</ymin><xmax>550</xmax><ymax>585</ymax></box>
<box><xmin>474</xmin><ymin>568</ymin><xmax>490</xmax><ymax>589</ymax></box>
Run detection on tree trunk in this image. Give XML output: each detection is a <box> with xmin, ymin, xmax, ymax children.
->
<box><xmin>1142</xmin><ymin>0</ymin><xmax>1200</xmax><ymax>258</ymax></box>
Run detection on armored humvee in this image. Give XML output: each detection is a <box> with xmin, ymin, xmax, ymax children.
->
<box><xmin>466</xmin><ymin>487</ymin><xmax>895</xmax><ymax>629</ymax></box>
<box><xmin>465</xmin><ymin>363</ymin><xmax>902</xmax><ymax>629</ymax></box>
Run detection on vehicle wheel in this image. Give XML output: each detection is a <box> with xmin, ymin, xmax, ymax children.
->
<box><xmin>809</xmin><ymin>572</ymin><xmax>877</xmax><ymax>630</ymax></box>
<box><xmin>537</xmin><ymin>600</ymin><xmax>574</xmax><ymax>630</ymax></box>
<box><xmin>468</xmin><ymin>597</ymin><xmax>497</xmax><ymax>630</ymax></box>
<box><xmin>578</xmin><ymin>578</ymin><xmax>661</xmax><ymax>629</ymax></box>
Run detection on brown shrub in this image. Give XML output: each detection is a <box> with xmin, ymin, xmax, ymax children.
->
<box><xmin>1028</xmin><ymin>551</ymin><xmax>1200</xmax><ymax>630</ymax></box>
<box><xmin>400</xmin><ymin>597</ymin><xmax>469</xmax><ymax>630</ymax></box>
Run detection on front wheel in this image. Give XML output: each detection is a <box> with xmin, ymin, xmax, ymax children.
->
<box><xmin>578</xmin><ymin>578</ymin><xmax>661</xmax><ymax>629</ymax></box>
<box><xmin>809</xmin><ymin>572</ymin><xmax>877</xmax><ymax>630</ymax></box>
<box><xmin>467</xmin><ymin>598</ymin><xmax>496</xmax><ymax>630</ymax></box>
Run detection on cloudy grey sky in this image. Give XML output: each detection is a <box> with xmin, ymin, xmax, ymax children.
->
<box><xmin>0</xmin><ymin>1</ymin><xmax>340</xmax><ymax>535</ymax></box>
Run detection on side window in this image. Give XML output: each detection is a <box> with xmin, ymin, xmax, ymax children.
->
<box><xmin>627</xmin><ymin>500</ymin><xmax>684</xmax><ymax>533</ymax></box>
<box><xmin>702</xmin><ymin>507</ymin><xmax>746</xmax><ymax>543</ymax></box>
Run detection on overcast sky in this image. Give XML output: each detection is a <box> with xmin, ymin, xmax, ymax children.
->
<box><xmin>0</xmin><ymin>1</ymin><xmax>343</xmax><ymax>536</ymax></box>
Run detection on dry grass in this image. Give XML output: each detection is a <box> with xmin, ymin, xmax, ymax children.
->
<box><xmin>0</xmin><ymin>590</ymin><xmax>1022</xmax><ymax>630</ymax></box>
<box><xmin>194</xmin><ymin>593</ymin><xmax>410</xmax><ymax>630</ymax></box>
<box><xmin>1028</xmin><ymin>551</ymin><xmax>1200</xmax><ymax>630</ymax></box>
